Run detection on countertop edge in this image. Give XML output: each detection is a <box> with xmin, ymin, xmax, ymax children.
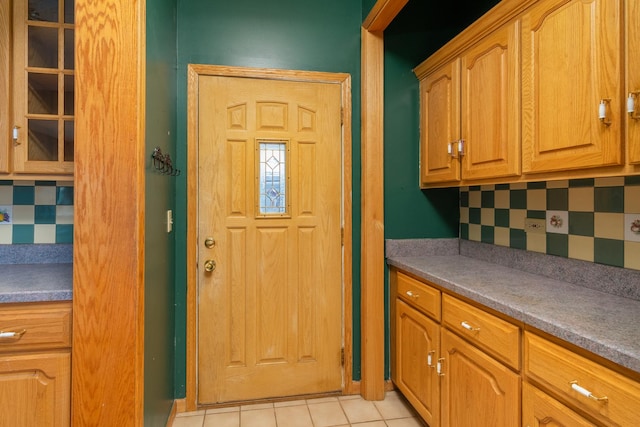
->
<box><xmin>387</xmin><ymin>256</ymin><xmax>640</xmax><ymax>375</ymax></box>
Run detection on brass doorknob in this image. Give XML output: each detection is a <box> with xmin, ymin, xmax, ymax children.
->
<box><xmin>204</xmin><ymin>237</ymin><xmax>215</xmax><ymax>249</ymax></box>
<box><xmin>204</xmin><ymin>259</ymin><xmax>216</xmax><ymax>272</ymax></box>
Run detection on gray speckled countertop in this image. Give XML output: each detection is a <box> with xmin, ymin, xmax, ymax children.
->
<box><xmin>386</xmin><ymin>239</ymin><xmax>640</xmax><ymax>374</ymax></box>
<box><xmin>0</xmin><ymin>264</ymin><xmax>73</xmax><ymax>302</ymax></box>
<box><xmin>0</xmin><ymin>244</ymin><xmax>73</xmax><ymax>303</ymax></box>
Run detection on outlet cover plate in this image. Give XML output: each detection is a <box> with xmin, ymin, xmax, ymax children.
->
<box><xmin>524</xmin><ymin>218</ymin><xmax>546</xmax><ymax>234</ymax></box>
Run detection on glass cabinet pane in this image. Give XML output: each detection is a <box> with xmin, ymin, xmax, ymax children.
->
<box><xmin>64</xmin><ymin>0</ymin><xmax>74</xmax><ymax>24</ymax></box>
<box><xmin>64</xmin><ymin>29</ymin><xmax>74</xmax><ymax>69</ymax></box>
<box><xmin>28</xmin><ymin>73</ymin><xmax>58</xmax><ymax>114</ymax></box>
<box><xmin>64</xmin><ymin>74</ymin><xmax>74</xmax><ymax>115</ymax></box>
<box><xmin>64</xmin><ymin>120</ymin><xmax>74</xmax><ymax>161</ymax></box>
<box><xmin>28</xmin><ymin>0</ymin><xmax>59</xmax><ymax>22</ymax></box>
<box><xmin>28</xmin><ymin>26</ymin><xmax>58</xmax><ymax>68</ymax></box>
<box><xmin>28</xmin><ymin>119</ymin><xmax>59</xmax><ymax>161</ymax></box>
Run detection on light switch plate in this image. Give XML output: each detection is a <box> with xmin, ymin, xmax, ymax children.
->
<box><xmin>166</xmin><ymin>210</ymin><xmax>173</xmax><ymax>233</ymax></box>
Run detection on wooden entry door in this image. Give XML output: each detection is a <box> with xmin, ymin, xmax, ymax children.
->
<box><xmin>197</xmin><ymin>74</ymin><xmax>343</xmax><ymax>404</ymax></box>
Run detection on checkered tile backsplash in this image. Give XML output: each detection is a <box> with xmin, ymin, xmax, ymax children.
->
<box><xmin>0</xmin><ymin>180</ymin><xmax>74</xmax><ymax>244</ymax></box>
<box><xmin>460</xmin><ymin>176</ymin><xmax>640</xmax><ymax>271</ymax></box>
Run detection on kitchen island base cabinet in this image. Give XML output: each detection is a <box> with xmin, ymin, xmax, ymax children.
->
<box><xmin>440</xmin><ymin>329</ymin><xmax>520</xmax><ymax>427</ymax></box>
<box><xmin>395</xmin><ymin>299</ymin><xmax>440</xmax><ymax>426</ymax></box>
<box><xmin>0</xmin><ymin>352</ymin><xmax>71</xmax><ymax>427</ymax></box>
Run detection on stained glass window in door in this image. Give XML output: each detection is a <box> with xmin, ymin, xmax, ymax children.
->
<box><xmin>258</xmin><ymin>141</ymin><xmax>288</xmax><ymax>215</ymax></box>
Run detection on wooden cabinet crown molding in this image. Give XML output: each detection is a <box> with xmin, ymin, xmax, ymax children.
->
<box><xmin>414</xmin><ymin>0</ymin><xmax>538</xmax><ymax>79</ymax></box>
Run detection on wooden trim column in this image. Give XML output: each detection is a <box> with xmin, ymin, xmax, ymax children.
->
<box><xmin>360</xmin><ymin>0</ymin><xmax>407</xmax><ymax>401</ymax></box>
<box><xmin>73</xmin><ymin>0</ymin><xmax>146</xmax><ymax>424</ymax></box>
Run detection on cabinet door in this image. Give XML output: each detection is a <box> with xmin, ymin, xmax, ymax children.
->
<box><xmin>0</xmin><ymin>352</ymin><xmax>70</xmax><ymax>427</ymax></box>
<box><xmin>419</xmin><ymin>60</ymin><xmax>461</xmax><ymax>186</ymax></box>
<box><xmin>628</xmin><ymin>0</ymin><xmax>640</xmax><ymax>164</ymax></box>
<box><xmin>460</xmin><ymin>20</ymin><xmax>520</xmax><ymax>181</ymax></box>
<box><xmin>523</xmin><ymin>382</ymin><xmax>596</xmax><ymax>427</ymax></box>
<box><xmin>440</xmin><ymin>328</ymin><xmax>520</xmax><ymax>427</ymax></box>
<box><xmin>395</xmin><ymin>299</ymin><xmax>440</xmax><ymax>427</ymax></box>
<box><xmin>12</xmin><ymin>0</ymin><xmax>75</xmax><ymax>174</ymax></box>
<box><xmin>522</xmin><ymin>0</ymin><xmax>623</xmax><ymax>173</ymax></box>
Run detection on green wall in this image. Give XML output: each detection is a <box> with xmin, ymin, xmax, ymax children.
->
<box><xmin>144</xmin><ymin>0</ymin><xmax>177</xmax><ymax>424</ymax></box>
<box><xmin>174</xmin><ymin>0</ymin><xmax>363</xmax><ymax>396</ymax></box>
<box><xmin>382</xmin><ymin>0</ymin><xmax>501</xmax><ymax>377</ymax></box>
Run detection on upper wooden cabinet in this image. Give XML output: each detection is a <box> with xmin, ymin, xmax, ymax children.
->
<box><xmin>628</xmin><ymin>0</ymin><xmax>640</xmax><ymax>164</ymax></box>
<box><xmin>416</xmin><ymin>20</ymin><xmax>521</xmax><ymax>187</ymax></box>
<box><xmin>10</xmin><ymin>0</ymin><xmax>75</xmax><ymax>175</ymax></box>
<box><xmin>522</xmin><ymin>0</ymin><xmax>623</xmax><ymax>174</ymax></box>
<box><xmin>0</xmin><ymin>2</ymin><xmax>10</xmax><ymax>174</ymax></box>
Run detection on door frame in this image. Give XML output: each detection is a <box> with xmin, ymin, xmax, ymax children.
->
<box><xmin>185</xmin><ymin>64</ymin><xmax>354</xmax><ymax>410</ymax></box>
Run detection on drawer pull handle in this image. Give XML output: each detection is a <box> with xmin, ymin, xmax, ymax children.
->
<box><xmin>405</xmin><ymin>290</ymin><xmax>420</xmax><ymax>300</ymax></box>
<box><xmin>427</xmin><ymin>350</ymin><xmax>435</xmax><ymax>368</ymax></box>
<box><xmin>0</xmin><ymin>329</ymin><xmax>26</xmax><ymax>341</ymax></box>
<box><xmin>569</xmin><ymin>381</ymin><xmax>608</xmax><ymax>402</ymax></box>
<box><xmin>436</xmin><ymin>358</ymin><xmax>445</xmax><ymax>376</ymax></box>
<box><xmin>461</xmin><ymin>321</ymin><xmax>480</xmax><ymax>332</ymax></box>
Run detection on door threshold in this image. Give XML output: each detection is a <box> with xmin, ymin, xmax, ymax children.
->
<box><xmin>197</xmin><ymin>390</ymin><xmax>348</xmax><ymax>410</ymax></box>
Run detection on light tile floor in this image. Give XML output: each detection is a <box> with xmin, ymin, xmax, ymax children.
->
<box><xmin>172</xmin><ymin>391</ymin><xmax>425</xmax><ymax>427</ymax></box>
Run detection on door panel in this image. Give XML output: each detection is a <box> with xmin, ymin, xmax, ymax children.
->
<box><xmin>197</xmin><ymin>76</ymin><xmax>343</xmax><ymax>404</ymax></box>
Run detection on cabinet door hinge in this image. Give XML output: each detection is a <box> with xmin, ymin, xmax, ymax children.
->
<box><xmin>341</xmin><ymin>227</ymin><xmax>344</xmax><ymax>246</ymax></box>
<box><xmin>341</xmin><ymin>347</ymin><xmax>345</xmax><ymax>366</ymax></box>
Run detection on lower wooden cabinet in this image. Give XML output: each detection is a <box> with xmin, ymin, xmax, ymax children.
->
<box><xmin>440</xmin><ymin>328</ymin><xmax>520</xmax><ymax>427</ymax></box>
<box><xmin>0</xmin><ymin>352</ymin><xmax>71</xmax><ymax>427</ymax></box>
<box><xmin>0</xmin><ymin>302</ymin><xmax>71</xmax><ymax>427</ymax></box>
<box><xmin>395</xmin><ymin>298</ymin><xmax>440</xmax><ymax>426</ymax></box>
<box><xmin>523</xmin><ymin>382</ymin><xmax>596</xmax><ymax>427</ymax></box>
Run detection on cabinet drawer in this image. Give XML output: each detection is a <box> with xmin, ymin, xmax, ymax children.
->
<box><xmin>0</xmin><ymin>302</ymin><xmax>72</xmax><ymax>352</ymax></box>
<box><xmin>524</xmin><ymin>332</ymin><xmax>640</xmax><ymax>427</ymax></box>
<box><xmin>397</xmin><ymin>272</ymin><xmax>441</xmax><ymax>320</ymax></box>
<box><xmin>442</xmin><ymin>294</ymin><xmax>520</xmax><ymax>369</ymax></box>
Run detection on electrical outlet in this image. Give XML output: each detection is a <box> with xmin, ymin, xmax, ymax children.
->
<box><xmin>524</xmin><ymin>218</ymin><xmax>546</xmax><ymax>234</ymax></box>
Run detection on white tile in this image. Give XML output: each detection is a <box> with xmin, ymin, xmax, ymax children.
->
<box><xmin>0</xmin><ymin>206</ymin><xmax>12</xmax><ymax>224</ymax></box>
<box><xmin>206</xmin><ymin>406</ymin><xmax>239</xmax><ymax>414</ymax></box>
<box><xmin>203</xmin><ymin>411</ymin><xmax>239</xmax><ymax>427</ymax></box>
<box><xmin>34</xmin><ymin>224</ymin><xmax>56</xmax><ymax>243</ymax></box>
<box><xmin>275</xmin><ymin>404</ymin><xmax>313</xmax><ymax>427</ymax></box>
<box><xmin>0</xmin><ymin>224</ymin><xmax>12</xmax><ymax>244</ymax></box>
<box><xmin>625</xmin><ymin>214</ymin><xmax>640</xmax><ymax>242</ymax></box>
<box><xmin>307</xmin><ymin>396</ymin><xmax>339</xmax><ymax>405</ymax></box>
<box><xmin>0</xmin><ymin>187</ymin><xmax>12</xmax><ymax>204</ymax></box>
<box><xmin>307</xmin><ymin>401</ymin><xmax>348</xmax><ymax>427</ymax></box>
<box><xmin>11</xmin><ymin>205</ymin><xmax>34</xmax><ymax>224</ymax></box>
<box><xmin>240</xmin><ymin>402</ymin><xmax>273</xmax><ymax>411</ymax></box>
<box><xmin>177</xmin><ymin>410</ymin><xmax>206</xmax><ymax>417</ymax></box>
<box><xmin>239</xmin><ymin>408</ymin><xmax>276</xmax><ymax>427</ymax></box>
<box><xmin>274</xmin><ymin>399</ymin><xmax>306</xmax><ymax>407</ymax></box>
<box><xmin>35</xmin><ymin>186</ymin><xmax>56</xmax><ymax>205</ymax></box>
<box><xmin>351</xmin><ymin>421</ymin><xmax>387</xmax><ymax>427</ymax></box>
<box><xmin>12</xmin><ymin>181</ymin><xmax>34</xmax><ymax>186</ymax></box>
<box><xmin>171</xmin><ymin>414</ymin><xmax>205</xmax><ymax>427</ymax></box>
<box><xmin>55</xmin><ymin>205</ymin><xmax>74</xmax><ymax>224</ymax></box>
<box><xmin>373</xmin><ymin>395</ymin><xmax>416</xmax><ymax>420</ymax></box>
<box><xmin>385</xmin><ymin>417</ymin><xmax>426</xmax><ymax>427</ymax></box>
<box><xmin>340</xmin><ymin>398</ymin><xmax>382</xmax><ymax>423</ymax></box>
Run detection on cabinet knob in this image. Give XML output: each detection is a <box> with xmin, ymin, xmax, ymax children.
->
<box><xmin>204</xmin><ymin>259</ymin><xmax>216</xmax><ymax>273</ymax></box>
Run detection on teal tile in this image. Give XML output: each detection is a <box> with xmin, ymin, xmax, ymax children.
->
<box><xmin>0</xmin><ymin>181</ymin><xmax>13</xmax><ymax>186</ymax></box>
<box><xmin>481</xmin><ymin>225</ymin><xmax>494</xmax><ymax>244</ymax></box>
<box><xmin>460</xmin><ymin>191</ymin><xmax>469</xmax><ymax>208</ymax></box>
<box><xmin>13</xmin><ymin>186</ymin><xmax>35</xmax><ymax>205</ymax></box>
<box><xmin>527</xmin><ymin>210</ymin><xmax>546</xmax><ymax>219</ymax></box>
<box><xmin>495</xmin><ymin>184</ymin><xmax>510</xmax><ymax>190</ymax></box>
<box><xmin>547</xmin><ymin>234</ymin><xmax>568</xmax><ymax>257</ymax></box>
<box><xmin>35</xmin><ymin>205</ymin><xmax>56</xmax><ymax>224</ymax></box>
<box><xmin>569</xmin><ymin>178</ymin><xmax>594</xmax><ymax>187</ymax></box>
<box><xmin>469</xmin><ymin>208</ymin><xmax>481</xmax><ymax>224</ymax></box>
<box><xmin>594</xmin><ymin>238</ymin><xmax>624</xmax><ymax>268</ymax></box>
<box><xmin>625</xmin><ymin>176</ymin><xmax>640</xmax><ymax>186</ymax></box>
<box><xmin>460</xmin><ymin>223</ymin><xmax>469</xmax><ymax>240</ymax></box>
<box><xmin>594</xmin><ymin>186</ymin><xmax>624</xmax><ymax>213</ymax></box>
<box><xmin>56</xmin><ymin>224</ymin><xmax>73</xmax><ymax>243</ymax></box>
<box><xmin>527</xmin><ymin>181</ymin><xmax>546</xmax><ymax>189</ymax></box>
<box><xmin>56</xmin><ymin>186</ymin><xmax>74</xmax><ymax>205</ymax></box>
<box><xmin>495</xmin><ymin>209</ymin><xmax>510</xmax><ymax>227</ymax></box>
<box><xmin>510</xmin><ymin>229</ymin><xmax>526</xmax><ymax>250</ymax></box>
<box><xmin>547</xmin><ymin>188</ymin><xmax>568</xmax><ymax>211</ymax></box>
<box><xmin>510</xmin><ymin>189</ymin><xmax>527</xmax><ymax>209</ymax></box>
<box><xmin>13</xmin><ymin>225</ymin><xmax>34</xmax><ymax>243</ymax></box>
<box><xmin>469</xmin><ymin>185</ymin><xmax>481</xmax><ymax>191</ymax></box>
<box><xmin>481</xmin><ymin>191</ymin><xmax>495</xmax><ymax>208</ymax></box>
<box><xmin>569</xmin><ymin>212</ymin><xmax>594</xmax><ymax>236</ymax></box>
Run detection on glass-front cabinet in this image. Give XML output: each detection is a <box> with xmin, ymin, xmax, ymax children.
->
<box><xmin>10</xmin><ymin>0</ymin><xmax>74</xmax><ymax>175</ymax></box>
